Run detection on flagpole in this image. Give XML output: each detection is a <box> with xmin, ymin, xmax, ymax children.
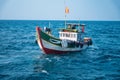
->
<box><xmin>64</xmin><ymin>0</ymin><xmax>69</xmax><ymax>28</ymax></box>
<box><xmin>65</xmin><ymin>14</ymin><xmax>66</xmax><ymax>28</ymax></box>
<box><xmin>64</xmin><ymin>0</ymin><xmax>66</xmax><ymax>28</ymax></box>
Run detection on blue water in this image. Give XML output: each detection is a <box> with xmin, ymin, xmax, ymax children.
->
<box><xmin>0</xmin><ymin>20</ymin><xmax>120</xmax><ymax>80</ymax></box>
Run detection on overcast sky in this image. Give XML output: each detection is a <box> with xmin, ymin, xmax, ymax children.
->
<box><xmin>0</xmin><ymin>0</ymin><xmax>120</xmax><ymax>20</ymax></box>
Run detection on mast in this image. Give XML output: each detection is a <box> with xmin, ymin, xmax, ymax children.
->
<box><xmin>65</xmin><ymin>14</ymin><xmax>66</xmax><ymax>28</ymax></box>
<box><xmin>64</xmin><ymin>0</ymin><xmax>69</xmax><ymax>28</ymax></box>
<box><xmin>64</xmin><ymin>0</ymin><xmax>66</xmax><ymax>28</ymax></box>
<box><xmin>79</xmin><ymin>18</ymin><xmax>80</xmax><ymax>24</ymax></box>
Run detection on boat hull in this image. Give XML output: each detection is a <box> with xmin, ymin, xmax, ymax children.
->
<box><xmin>36</xmin><ymin>27</ymin><xmax>89</xmax><ymax>54</ymax></box>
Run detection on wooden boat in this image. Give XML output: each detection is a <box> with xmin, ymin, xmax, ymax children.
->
<box><xmin>36</xmin><ymin>23</ymin><xmax>92</xmax><ymax>54</ymax></box>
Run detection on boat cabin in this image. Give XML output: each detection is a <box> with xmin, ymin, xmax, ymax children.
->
<box><xmin>59</xmin><ymin>23</ymin><xmax>85</xmax><ymax>41</ymax></box>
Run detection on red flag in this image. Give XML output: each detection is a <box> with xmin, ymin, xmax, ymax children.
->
<box><xmin>65</xmin><ymin>7</ymin><xmax>69</xmax><ymax>14</ymax></box>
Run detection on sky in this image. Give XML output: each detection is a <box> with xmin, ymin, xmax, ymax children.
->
<box><xmin>0</xmin><ymin>0</ymin><xmax>120</xmax><ymax>20</ymax></box>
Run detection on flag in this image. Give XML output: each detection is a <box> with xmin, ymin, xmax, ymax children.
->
<box><xmin>65</xmin><ymin>7</ymin><xmax>69</xmax><ymax>14</ymax></box>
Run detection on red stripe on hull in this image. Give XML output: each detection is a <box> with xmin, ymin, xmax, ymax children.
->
<box><xmin>43</xmin><ymin>47</ymin><xmax>83</xmax><ymax>54</ymax></box>
<box><xmin>43</xmin><ymin>47</ymin><xmax>69</xmax><ymax>54</ymax></box>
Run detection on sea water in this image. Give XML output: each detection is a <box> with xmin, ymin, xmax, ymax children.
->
<box><xmin>0</xmin><ymin>20</ymin><xmax>120</xmax><ymax>80</ymax></box>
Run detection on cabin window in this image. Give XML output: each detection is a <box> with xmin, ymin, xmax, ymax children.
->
<box><xmin>61</xmin><ymin>33</ymin><xmax>76</xmax><ymax>38</ymax></box>
<box><xmin>70</xmin><ymin>34</ymin><xmax>73</xmax><ymax>38</ymax></box>
<box><xmin>66</xmin><ymin>34</ymin><xmax>68</xmax><ymax>37</ymax></box>
<box><xmin>63</xmin><ymin>33</ymin><xmax>65</xmax><ymax>37</ymax></box>
<box><xmin>61</xmin><ymin>33</ymin><xmax>63</xmax><ymax>37</ymax></box>
<box><xmin>60</xmin><ymin>33</ymin><xmax>62</xmax><ymax>37</ymax></box>
<box><xmin>65</xmin><ymin>33</ymin><xmax>70</xmax><ymax>37</ymax></box>
<box><xmin>74</xmin><ymin>34</ymin><xmax>76</xmax><ymax>38</ymax></box>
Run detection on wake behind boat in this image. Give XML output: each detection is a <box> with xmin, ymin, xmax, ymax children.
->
<box><xmin>36</xmin><ymin>23</ymin><xmax>92</xmax><ymax>54</ymax></box>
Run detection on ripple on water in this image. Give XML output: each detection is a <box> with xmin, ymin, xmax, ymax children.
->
<box><xmin>0</xmin><ymin>21</ymin><xmax>120</xmax><ymax>80</ymax></box>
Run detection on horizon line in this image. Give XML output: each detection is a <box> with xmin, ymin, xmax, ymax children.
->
<box><xmin>0</xmin><ymin>19</ymin><xmax>120</xmax><ymax>21</ymax></box>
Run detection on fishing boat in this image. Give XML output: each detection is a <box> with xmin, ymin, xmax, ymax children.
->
<box><xmin>36</xmin><ymin>23</ymin><xmax>92</xmax><ymax>54</ymax></box>
<box><xmin>36</xmin><ymin>3</ymin><xmax>92</xmax><ymax>54</ymax></box>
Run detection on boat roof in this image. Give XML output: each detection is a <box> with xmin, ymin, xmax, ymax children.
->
<box><xmin>59</xmin><ymin>23</ymin><xmax>86</xmax><ymax>33</ymax></box>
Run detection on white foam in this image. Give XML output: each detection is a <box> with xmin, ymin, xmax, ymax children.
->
<box><xmin>46</xmin><ymin>58</ymin><xmax>52</xmax><ymax>62</ymax></box>
<box><xmin>41</xmin><ymin>70</ymin><xmax>49</xmax><ymax>75</ymax></box>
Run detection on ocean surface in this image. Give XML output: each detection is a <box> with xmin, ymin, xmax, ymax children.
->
<box><xmin>0</xmin><ymin>20</ymin><xmax>120</xmax><ymax>80</ymax></box>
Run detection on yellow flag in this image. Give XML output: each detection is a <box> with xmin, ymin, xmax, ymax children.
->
<box><xmin>65</xmin><ymin>7</ymin><xmax>69</xmax><ymax>14</ymax></box>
